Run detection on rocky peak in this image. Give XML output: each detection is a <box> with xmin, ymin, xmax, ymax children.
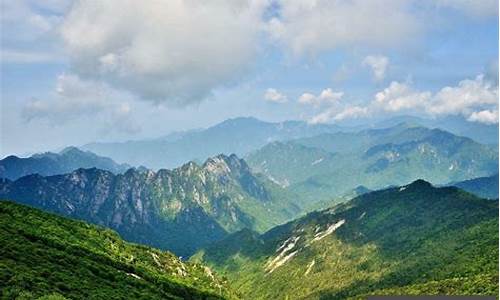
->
<box><xmin>407</xmin><ymin>179</ymin><xmax>433</xmax><ymax>189</ymax></box>
<box><xmin>176</xmin><ymin>161</ymin><xmax>201</xmax><ymax>177</ymax></box>
<box><xmin>203</xmin><ymin>155</ymin><xmax>232</xmax><ymax>176</ymax></box>
<box><xmin>203</xmin><ymin>154</ymin><xmax>250</xmax><ymax>177</ymax></box>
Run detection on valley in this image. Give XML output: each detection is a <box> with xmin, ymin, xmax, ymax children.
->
<box><xmin>0</xmin><ymin>119</ymin><xmax>498</xmax><ymax>299</ymax></box>
<box><xmin>2</xmin><ymin>2</ymin><xmax>498</xmax><ymax>298</ymax></box>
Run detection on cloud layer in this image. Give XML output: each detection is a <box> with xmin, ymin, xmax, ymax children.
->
<box><xmin>23</xmin><ymin>73</ymin><xmax>140</xmax><ymax>134</ymax></box>
<box><xmin>266</xmin><ymin>0</ymin><xmax>420</xmax><ymax>56</ymax></box>
<box><xmin>298</xmin><ymin>88</ymin><xmax>343</xmax><ymax>107</ymax></box>
<box><xmin>60</xmin><ymin>0</ymin><xmax>267</xmax><ymax>106</ymax></box>
<box><xmin>311</xmin><ymin>75</ymin><xmax>499</xmax><ymax>124</ymax></box>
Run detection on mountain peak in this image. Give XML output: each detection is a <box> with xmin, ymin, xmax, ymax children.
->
<box><xmin>203</xmin><ymin>154</ymin><xmax>240</xmax><ymax>176</ymax></box>
<box><xmin>59</xmin><ymin>146</ymin><xmax>83</xmax><ymax>155</ymax></box>
<box><xmin>215</xmin><ymin>116</ymin><xmax>265</xmax><ymax>128</ymax></box>
<box><xmin>405</xmin><ymin>179</ymin><xmax>433</xmax><ymax>190</ymax></box>
<box><xmin>178</xmin><ymin>160</ymin><xmax>201</xmax><ymax>175</ymax></box>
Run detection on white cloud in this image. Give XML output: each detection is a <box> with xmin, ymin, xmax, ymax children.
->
<box><xmin>23</xmin><ymin>73</ymin><xmax>141</xmax><ymax>133</ymax></box>
<box><xmin>319</xmin><ymin>88</ymin><xmax>343</xmax><ymax>103</ymax></box>
<box><xmin>23</xmin><ymin>73</ymin><xmax>107</xmax><ymax>121</ymax></box>
<box><xmin>362</xmin><ymin>55</ymin><xmax>389</xmax><ymax>81</ymax></box>
<box><xmin>309</xmin><ymin>107</ymin><xmax>337</xmax><ymax>124</ymax></box>
<box><xmin>264</xmin><ymin>88</ymin><xmax>288</xmax><ymax>103</ymax></box>
<box><xmin>267</xmin><ymin>0</ymin><xmax>420</xmax><ymax>56</ymax></box>
<box><xmin>374</xmin><ymin>81</ymin><xmax>431</xmax><ymax>112</ymax></box>
<box><xmin>319</xmin><ymin>74</ymin><xmax>499</xmax><ymax>124</ymax></box>
<box><xmin>467</xmin><ymin>110</ymin><xmax>499</xmax><ymax>125</ymax></box>
<box><xmin>60</xmin><ymin>0</ymin><xmax>267</xmax><ymax>107</ymax></box>
<box><xmin>333</xmin><ymin>106</ymin><xmax>369</xmax><ymax>121</ymax></box>
<box><xmin>298</xmin><ymin>93</ymin><xmax>316</xmax><ymax>105</ymax></box>
<box><xmin>298</xmin><ymin>88</ymin><xmax>343</xmax><ymax>107</ymax></box>
<box><xmin>427</xmin><ymin>75</ymin><xmax>498</xmax><ymax>116</ymax></box>
<box><xmin>265</xmin><ymin>0</ymin><xmax>497</xmax><ymax>59</ymax></box>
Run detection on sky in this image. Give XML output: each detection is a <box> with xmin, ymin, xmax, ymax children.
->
<box><xmin>1</xmin><ymin>0</ymin><xmax>499</xmax><ymax>157</ymax></box>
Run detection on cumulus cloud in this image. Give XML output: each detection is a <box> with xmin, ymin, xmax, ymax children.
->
<box><xmin>315</xmin><ymin>74</ymin><xmax>499</xmax><ymax>124</ymax></box>
<box><xmin>264</xmin><ymin>88</ymin><xmax>288</xmax><ymax>103</ymax></box>
<box><xmin>60</xmin><ymin>0</ymin><xmax>267</xmax><ymax>106</ymax></box>
<box><xmin>298</xmin><ymin>93</ymin><xmax>316</xmax><ymax>105</ymax></box>
<box><xmin>467</xmin><ymin>110</ymin><xmax>499</xmax><ymax>124</ymax></box>
<box><xmin>23</xmin><ymin>73</ymin><xmax>141</xmax><ymax>134</ymax></box>
<box><xmin>266</xmin><ymin>0</ymin><xmax>420</xmax><ymax>56</ymax></box>
<box><xmin>427</xmin><ymin>75</ymin><xmax>498</xmax><ymax>116</ymax></box>
<box><xmin>298</xmin><ymin>88</ymin><xmax>343</xmax><ymax>107</ymax></box>
<box><xmin>362</xmin><ymin>55</ymin><xmax>389</xmax><ymax>81</ymax></box>
<box><xmin>373</xmin><ymin>81</ymin><xmax>431</xmax><ymax>112</ymax></box>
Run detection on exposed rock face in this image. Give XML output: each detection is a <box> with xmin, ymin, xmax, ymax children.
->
<box><xmin>0</xmin><ymin>154</ymin><xmax>292</xmax><ymax>256</ymax></box>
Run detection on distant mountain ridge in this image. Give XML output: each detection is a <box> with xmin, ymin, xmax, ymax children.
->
<box><xmin>82</xmin><ymin>117</ymin><xmax>346</xmax><ymax>168</ymax></box>
<box><xmin>0</xmin><ymin>146</ymin><xmax>131</xmax><ymax>180</ymax></box>
<box><xmin>341</xmin><ymin>115</ymin><xmax>499</xmax><ymax>145</ymax></box>
<box><xmin>193</xmin><ymin>180</ymin><xmax>499</xmax><ymax>299</ymax></box>
<box><xmin>0</xmin><ymin>154</ymin><xmax>299</xmax><ymax>257</ymax></box>
<box><xmin>81</xmin><ymin>116</ymin><xmax>498</xmax><ymax>169</ymax></box>
<box><xmin>450</xmin><ymin>174</ymin><xmax>499</xmax><ymax>199</ymax></box>
<box><xmin>246</xmin><ymin>124</ymin><xmax>498</xmax><ymax>206</ymax></box>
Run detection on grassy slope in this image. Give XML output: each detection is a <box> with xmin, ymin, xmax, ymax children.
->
<box><xmin>0</xmin><ymin>200</ymin><xmax>236</xmax><ymax>300</ymax></box>
<box><xmin>193</xmin><ymin>182</ymin><xmax>499</xmax><ymax>299</ymax></box>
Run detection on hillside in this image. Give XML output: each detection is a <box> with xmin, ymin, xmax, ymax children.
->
<box><xmin>451</xmin><ymin>174</ymin><xmax>499</xmax><ymax>199</ymax></box>
<box><xmin>0</xmin><ymin>147</ymin><xmax>131</xmax><ymax>180</ymax></box>
<box><xmin>0</xmin><ymin>200</ymin><xmax>235</xmax><ymax>299</ymax></box>
<box><xmin>193</xmin><ymin>181</ymin><xmax>499</xmax><ymax>299</ymax></box>
<box><xmin>0</xmin><ymin>154</ymin><xmax>299</xmax><ymax>257</ymax></box>
<box><xmin>246</xmin><ymin>124</ymin><xmax>498</xmax><ymax>205</ymax></box>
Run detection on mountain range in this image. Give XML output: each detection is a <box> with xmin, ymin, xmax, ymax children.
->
<box><xmin>1</xmin><ymin>116</ymin><xmax>497</xmax><ymax>299</ymax></box>
<box><xmin>192</xmin><ymin>180</ymin><xmax>499</xmax><ymax>299</ymax></box>
<box><xmin>0</xmin><ymin>200</ymin><xmax>235</xmax><ymax>299</ymax></box>
<box><xmin>82</xmin><ymin>117</ymin><xmax>344</xmax><ymax>169</ymax></box>
<box><xmin>81</xmin><ymin>116</ymin><xmax>498</xmax><ymax>169</ymax></box>
<box><xmin>0</xmin><ymin>147</ymin><xmax>131</xmax><ymax>180</ymax></box>
<box><xmin>246</xmin><ymin>123</ymin><xmax>498</xmax><ymax>207</ymax></box>
<box><xmin>451</xmin><ymin>174</ymin><xmax>499</xmax><ymax>199</ymax></box>
<box><xmin>0</xmin><ymin>154</ymin><xmax>299</xmax><ymax>257</ymax></box>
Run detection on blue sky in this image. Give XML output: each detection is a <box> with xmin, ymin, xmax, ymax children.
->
<box><xmin>1</xmin><ymin>0</ymin><xmax>498</xmax><ymax>156</ymax></box>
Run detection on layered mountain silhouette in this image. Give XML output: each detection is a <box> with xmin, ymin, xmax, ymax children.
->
<box><xmin>247</xmin><ymin>124</ymin><xmax>498</xmax><ymax>206</ymax></box>
<box><xmin>81</xmin><ymin>116</ymin><xmax>498</xmax><ymax>169</ymax></box>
